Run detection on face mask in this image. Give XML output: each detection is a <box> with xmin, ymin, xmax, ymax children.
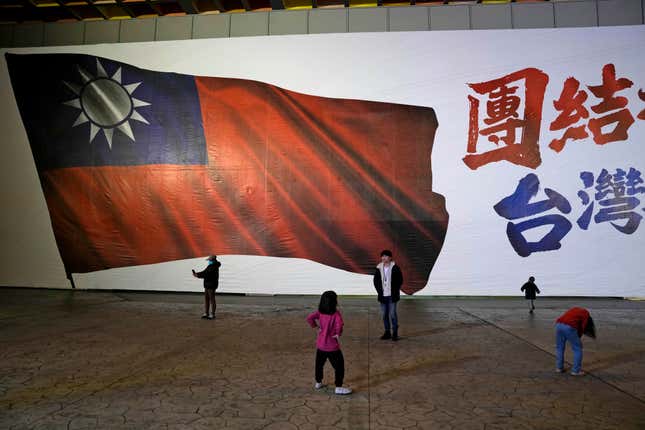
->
<box><xmin>208</xmin><ymin>260</ymin><xmax>214</xmax><ymax>265</ymax></box>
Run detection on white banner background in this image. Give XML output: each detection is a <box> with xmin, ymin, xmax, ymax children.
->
<box><xmin>1</xmin><ymin>26</ymin><xmax>644</xmax><ymax>296</ymax></box>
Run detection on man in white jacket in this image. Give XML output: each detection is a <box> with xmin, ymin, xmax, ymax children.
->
<box><xmin>373</xmin><ymin>250</ymin><xmax>404</xmax><ymax>341</ymax></box>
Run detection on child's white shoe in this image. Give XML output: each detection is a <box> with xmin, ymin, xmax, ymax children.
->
<box><xmin>334</xmin><ymin>387</ymin><xmax>352</xmax><ymax>395</ymax></box>
<box><xmin>314</xmin><ymin>382</ymin><xmax>325</xmax><ymax>390</ymax></box>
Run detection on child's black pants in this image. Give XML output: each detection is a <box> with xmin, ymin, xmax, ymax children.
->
<box><xmin>315</xmin><ymin>349</ymin><xmax>344</xmax><ymax>387</ymax></box>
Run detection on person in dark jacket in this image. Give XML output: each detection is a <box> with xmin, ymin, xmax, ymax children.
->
<box><xmin>373</xmin><ymin>250</ymin><xmax>403</xmax><ymax>341</ymax></box>
<box><xmin>555</xmin><ymin>307</ymin><xmax>596</xmax><ymax>376</ymax></box>
<box><xmin>520</xmin><ymin>276</ymin><xmax>540</xmax><ymax>313</ymax></box>
<box><xmin>192</xmin><ymin>255</ymin><xmax>221</xmax><ymax>320</ymax></box>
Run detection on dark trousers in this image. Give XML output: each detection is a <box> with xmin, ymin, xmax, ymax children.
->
<box><xmin>315</xmin><ymin>349</ymin><xmax>345</xmax><ymax>387</ymax></box>
<box><xmin>380</xmin><ymin>297</ymin><xmax>398</xmax><ymax>332</ymax></box>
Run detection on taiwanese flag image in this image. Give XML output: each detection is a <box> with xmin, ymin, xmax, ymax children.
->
<box><xmin>5</xmin><ymin>53</ymin><xmax>448</xmax><ymax>294</ymax></box>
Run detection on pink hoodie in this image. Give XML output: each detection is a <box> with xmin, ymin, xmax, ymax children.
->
<box><xmin>306</xmin><ymin>310</ymin><xmax>344</xmax><ymax>352</ymax></box>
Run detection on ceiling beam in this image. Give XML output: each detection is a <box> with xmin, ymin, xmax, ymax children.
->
<box><xmin>240</xmin><ymin>0</ymin><xmax>252</xmax><ymax>11</ymax></box>
<box><xmin>87</xmin><ymin>0</ymin><xmax>109</xmax><ymax>20</ymax></box>
<box><xmin>177</xmin><ymin>0</ymin><xmax>199</xmax><ymax>13</ymax></box>
<box><xmin>212</xmin><ymin>0</ymin><xmax>226</xmax><ymax>12</ymax></box>
<box><xmin>114</xmin><ymin>0</ymin><xmax>135</xmax><ymax>17</ymax></box>
<box><xmin>19</xmin><ymin>0</ymin><xmax>44</xmax><ymax>22</ymax></box>
<box><xmin>144</xmin><ymin>0</ymin><xmax>163</xmax><ymax>15</ymax></box>
<box><xmin>54</xmin><ymin>0</ymin><xmax>83</xmax><ymax>20</ymax></box>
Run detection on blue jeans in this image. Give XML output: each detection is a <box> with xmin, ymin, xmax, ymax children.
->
<box><xmin>555</xmin><ymin>323</ymin><xmax>583</xmax><ymax>373</ymax></box>
<box><xmin>380</xmin><ymin>297</ymin><xmax>398</xmax><ymax>332</ymax></box>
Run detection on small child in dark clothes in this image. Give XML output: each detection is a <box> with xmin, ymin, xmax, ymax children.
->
<box><xmin>306</xmin><ymin>291</ymin><xmax>352</xmax><ymax>395</ymax></box>
<box><xmin>521</xmin><ymin>276</ymin><xmax>540</xmax><ymax>313</ymax></box>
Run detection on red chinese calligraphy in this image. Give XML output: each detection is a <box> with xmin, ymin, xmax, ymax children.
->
<box><xmin>638</xmin><ymin>89</ymin><xmax>645</xmax><ymax>121</ymax></box>
<box><xmin>587</xmin><ymin>63</ymin><xmax>635</xmax><ymax>145</ymax></box>
<box><xmin>549</xmin><ymin>77</ymin><xmax>590</xmax><ymax>153</ymax></box>
<box><xmin>464</xmin><ymin>68</ymin><xmax>549</xmax><ymax>170</ymax></box>
<box><xmin>548</xmin><ymin>63</ymin><xmax>639</xmax><ymax>153</ymax></box>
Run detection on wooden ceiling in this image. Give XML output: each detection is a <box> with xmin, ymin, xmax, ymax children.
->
<box><xmin>0</xmin><ymin>0</ymin><xmax>554</xmax><ymax>23</ymax></box>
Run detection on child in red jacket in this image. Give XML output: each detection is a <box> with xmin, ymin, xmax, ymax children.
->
<box><xmin>306</xmin><ymin>291</ymin><xmax>352</xmax><ymax>395</ymax></box>
<box><xmin>555</xmin><ymin>307</ymin><xmax>596</xmax><ymax>376</ymax></box>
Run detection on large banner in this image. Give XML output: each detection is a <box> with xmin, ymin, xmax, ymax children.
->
<box><xmin>1</xmin><ymin>26</ymin><xmax>644</xmax><ymax>296</ymax></box>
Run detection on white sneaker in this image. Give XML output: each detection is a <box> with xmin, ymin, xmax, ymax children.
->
<box><xmin>334</xmin><ymin>387</ymin><xmax>352</xmax><ymax>395</ymax></box>
<box><xmin>555</xmin><ymin>368</ymin><xmax>565</xmax><ymax>373</ymax></box>
<box><xmin>314</xmin><ymin>382</ymin><xmax>325</xmax><ymax>390</ymax></box>
<box><xmin>571</xmin><ymin>371</ymin><xmax>586</xmax><ymax>376</ymax></box>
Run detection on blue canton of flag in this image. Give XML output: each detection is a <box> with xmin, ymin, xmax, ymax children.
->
<box><xmin>6</xmin><ymin>53</ymin><xmax>206</xmax><ymax>171</ymax></box>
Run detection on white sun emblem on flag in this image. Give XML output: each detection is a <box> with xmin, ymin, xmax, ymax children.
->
<box><xmin>62</xmin><ymin>59</ymin><xmax>151</xmax><ymax>149</ymax></box>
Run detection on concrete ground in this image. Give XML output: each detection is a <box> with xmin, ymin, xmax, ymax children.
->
<box><xmin>1</xmin><ymin>288</ymin><xmax>644</xmax><ymax>430</ymax></box>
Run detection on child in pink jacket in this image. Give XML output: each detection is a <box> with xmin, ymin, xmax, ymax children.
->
<box><xmin>306</xmin><ymin>291</ymin><xmax>352</xmax><ymax>395</ymax></box>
